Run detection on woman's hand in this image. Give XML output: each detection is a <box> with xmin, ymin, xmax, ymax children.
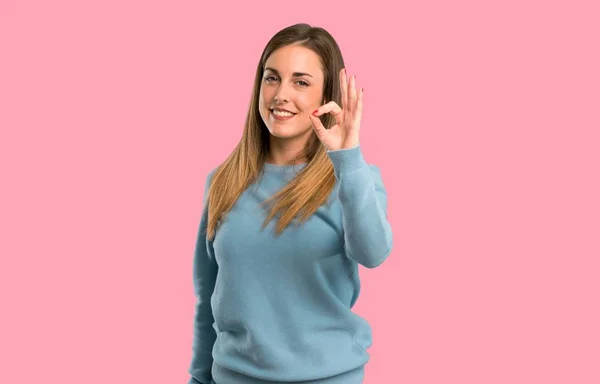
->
<box><xmin>309</xmin><ymin>68</ymin><xmax>362</xmax><ymax>151</ymax></box>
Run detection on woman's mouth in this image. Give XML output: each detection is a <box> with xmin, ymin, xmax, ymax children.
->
<box><xmin>271</xmin><ymin>109</ymin><xmax>296</xmax><ymax>121</ymax></box>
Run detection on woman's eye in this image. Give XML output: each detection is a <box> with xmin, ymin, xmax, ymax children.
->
<box><xmin>264</xmin><ymin>76</ymin><xmax>308</xmax><ymax>87</ymax></box>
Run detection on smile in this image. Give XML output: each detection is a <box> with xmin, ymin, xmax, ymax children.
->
<box><xmin>271</xmin><ymin>109</ymin><xmax>296</xmax><ymax>120</ymax></box>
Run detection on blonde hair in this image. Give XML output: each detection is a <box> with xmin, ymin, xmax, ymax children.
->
<box><xmin>205</xmin><ymin>23</ymin><xmax>346</xmax><ymax>240</ymax></box>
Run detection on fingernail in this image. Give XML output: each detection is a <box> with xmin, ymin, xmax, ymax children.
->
<box><xmin>312</xmin><ymin>109</ymin><xmax>318</xmax><ymax>115</ymax></box>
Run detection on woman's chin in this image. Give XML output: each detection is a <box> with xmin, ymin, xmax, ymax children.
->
<box><xmin>267</xmin><ymin>126</ymin><xmax>313</xmax><ymax>139</ymax></box>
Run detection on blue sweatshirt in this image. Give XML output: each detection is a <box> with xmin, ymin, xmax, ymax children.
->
<box><xmin>188</xmin><ymin>144</ymin><xmax>393</xmax><ymax>384</ymax></box>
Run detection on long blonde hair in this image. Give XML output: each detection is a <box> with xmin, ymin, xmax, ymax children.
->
<box><xmin>205</xmin><ymin>23</ymin><xmax>346</xmax><ymax>240</ymax></box>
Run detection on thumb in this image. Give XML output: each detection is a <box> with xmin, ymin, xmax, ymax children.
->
<box><xmin>309</xmin><ymin>113</ymin><xmax>327</xmax><ymax>138</ymax></box>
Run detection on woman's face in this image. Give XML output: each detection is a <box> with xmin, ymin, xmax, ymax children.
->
<box><xmin>259</xmin><ymin>44</ymin><xmax>324</xmax><ymax>141</ymax></box>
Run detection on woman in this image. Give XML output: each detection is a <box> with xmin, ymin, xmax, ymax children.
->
<box><xmin>188</xmin><ymin>23</ymin><xmax>393</xmax><ymax>384</ymax></box>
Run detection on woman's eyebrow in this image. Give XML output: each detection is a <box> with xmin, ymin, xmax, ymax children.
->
<box><xmin>264</xmin><ymin>67</ymin><xmax>313</xmax><ymax>78</ymax></box>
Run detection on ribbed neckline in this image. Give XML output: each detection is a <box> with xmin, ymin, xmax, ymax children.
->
<box><xmin>263</xmin><ymin>162</ymin><xmax>308</xmax><ymax>172</ymax></box>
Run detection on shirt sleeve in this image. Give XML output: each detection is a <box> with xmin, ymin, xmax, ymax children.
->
<box><xmin>188</xmin><ymin>170</ymin><xmax>218</xmax><ymax>384</ymax></box>
<box><xmin>326</xmin><ymin>145</ymin><xmax>393</xmax><ymax>268</ymax></box>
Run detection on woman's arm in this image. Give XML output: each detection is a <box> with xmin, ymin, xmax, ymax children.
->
<box><xmin>188</xmin><ymin>171</ymin><xmax>218</xmax><ymax>384</ymax></box>
<box><xmin>327</xmin><ymin>145</ymin><xmax>393</xmax><ymax>268</ymax></box>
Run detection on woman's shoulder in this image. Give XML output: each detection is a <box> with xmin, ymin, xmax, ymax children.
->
<box><xmin>205</xmin><ymin>164</ymin><xmax>222</xmax><ymax>185</ymax></box>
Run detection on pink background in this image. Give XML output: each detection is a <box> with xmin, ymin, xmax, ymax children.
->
<box><xmin>1</xmin><ymin>0</ymin><xmax>599</xmax><ymax>383</ymax></box>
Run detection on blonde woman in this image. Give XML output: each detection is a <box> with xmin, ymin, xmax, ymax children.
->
<box><xmin>188</xmin><ymin>23</ymin><xmax>393</xmax><ymax>384</ymax></box>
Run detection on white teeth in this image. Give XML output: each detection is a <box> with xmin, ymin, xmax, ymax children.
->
<box><xmin>273</xmin><ymin>110</ymin><xmax>294</xmax><ymax>117</ymax></box>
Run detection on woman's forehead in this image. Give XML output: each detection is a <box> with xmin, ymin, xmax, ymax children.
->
<box><xmin>265</xmin><ymin>46</ymin><xmax>322</xmax><ymax>76</ymax></box>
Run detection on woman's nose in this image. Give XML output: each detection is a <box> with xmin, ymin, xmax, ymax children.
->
<box><xmin>274</xmin><ymin>94</ymin><xmax>288</xmax><ymax>103</ymax></box>
<box><xmin>274</xmin><ymin>84</ymin><xmax>291</xmax><ymax>103</ymax></box>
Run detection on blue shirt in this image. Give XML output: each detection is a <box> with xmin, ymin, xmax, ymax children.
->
<box><xmin>188</xmin><ymin>145</ymin><xmax>393</xmax><ymax>384</ymax></box>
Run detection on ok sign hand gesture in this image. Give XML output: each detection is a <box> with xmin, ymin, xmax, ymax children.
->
<box><xmin>309</xmin><ymin>68</ymin><xmax>363</xmax><ymax>151</ymax></box>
